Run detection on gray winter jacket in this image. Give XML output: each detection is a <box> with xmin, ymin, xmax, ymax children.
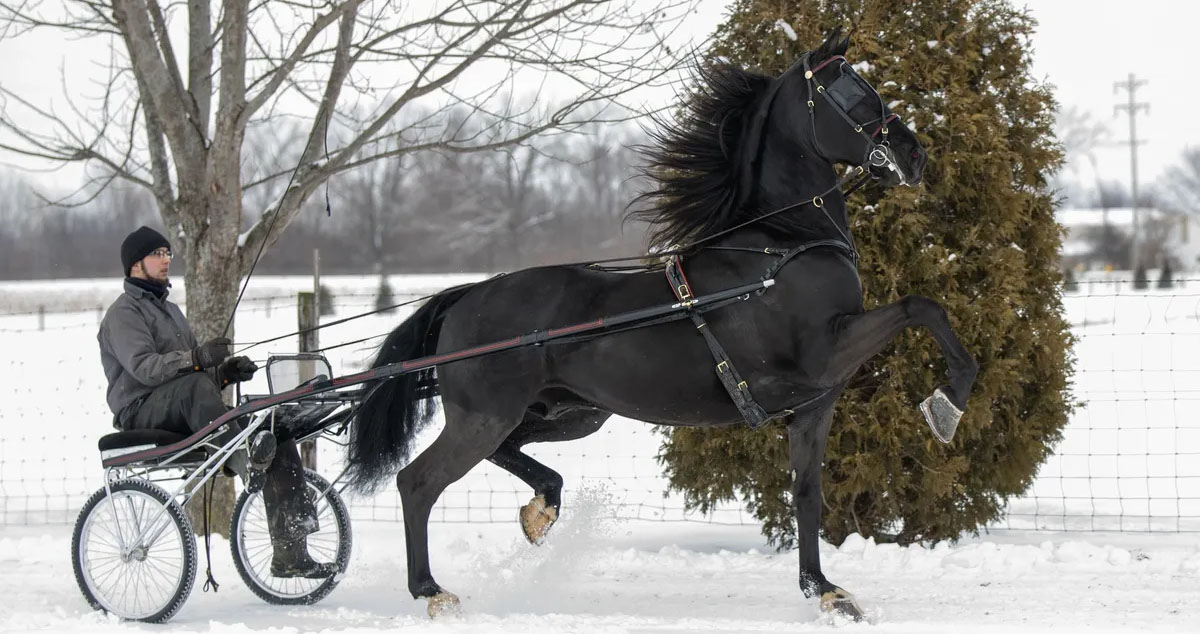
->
<box><xmin>98</xmin><ymin>280</ymin><xmax>201</xmax><ymax>425</ymax></box>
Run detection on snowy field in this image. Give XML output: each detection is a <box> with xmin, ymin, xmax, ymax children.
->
<box><xmin>1</xmin><ymin>274</ymin><xmax>1198</xmax><ymax>632</ymax></box>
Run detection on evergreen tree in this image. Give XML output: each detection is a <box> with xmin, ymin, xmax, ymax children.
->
<box><xmin>1156</xmin><ymin>260</ymin><xmax>1173</xmax><ymax>289</ymax></box>
<box><xmin>1133</xmin><ymin>264</ymin><xmax>1148</xmax><ymax>290</ymax></box>
<box><xmin>657</xmin><ymin>0</ymin><xmax>1075</xmax><ymax>546</ymax></box>
<box><xmin>375</xmin><ymin>274</ymin><xmax>396</xmax><ymax>314</ymax></box>
<box><xmin>319</xmin><ymin>283</ymin><xmax>336</xmax><ymax>317</ymax></box>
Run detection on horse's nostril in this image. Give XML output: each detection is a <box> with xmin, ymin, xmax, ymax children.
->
<box><xmin>911</xmin><ymin>150</ymin><xmax>921</xmax><ymax>160</ymax></box>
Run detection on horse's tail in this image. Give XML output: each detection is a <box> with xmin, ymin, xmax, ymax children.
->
<box><xmin>345</xmin><ymin>283</ymin><xmax>475</xmax><ymax>493</ymax></box>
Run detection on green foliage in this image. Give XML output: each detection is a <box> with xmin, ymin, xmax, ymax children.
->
<box><xmin>375</xmin><ymin>274</ymin><xmax>396</xmax><ymax>314</ymax></box>
<box><xmin>657</xmin><ymin>0</ymin><xmax>1075</xmax><ymax>547</ymax></box>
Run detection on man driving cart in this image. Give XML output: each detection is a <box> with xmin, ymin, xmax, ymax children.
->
<box><xmin>96</xmin><ymin>225</ymin><xmax>338</xmax><ymax>579</ymax></box>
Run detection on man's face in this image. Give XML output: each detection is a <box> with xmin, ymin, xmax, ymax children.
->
<box><xmin>134</xmin><ymin>248</ymin><xmax>171</xmax><ymax>284</ymax></box>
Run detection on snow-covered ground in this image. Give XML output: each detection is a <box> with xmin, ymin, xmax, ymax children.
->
<box><xmin>3</xmin><ymin>516</ymin><xmax>1200</xmax><ymax>633</ymax></box>
<box><xmin>1</xmin><ymin>275</ymin><xmax>1198</xmax><ymax>631</ymax></box>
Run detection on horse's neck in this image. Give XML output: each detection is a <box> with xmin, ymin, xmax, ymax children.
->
<box><xmin>753</xmin><ymin>149</ymin><xmax>854</xmax><ymax>245</ymax></box>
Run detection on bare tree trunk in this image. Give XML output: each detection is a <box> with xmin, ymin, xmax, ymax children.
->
<box><xmin>1</xmin><ymin>0</ymin><xmax>696</xmax><ymax>535</ymax></box>
<box><xmin>178</xmin><ymin>188</ymin><xmax>242</xmax><ymax>536</ymax></box>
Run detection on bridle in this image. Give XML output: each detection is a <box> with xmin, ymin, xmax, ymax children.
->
<box><xmin>708</xmin><ymin>52</ymin><xmax>914</xmax><ymax>252</ymax></box>
<box><xmin>801</xmin><ymin>53</ymin><xmax>907</xmax><ymax>185</ymax></box>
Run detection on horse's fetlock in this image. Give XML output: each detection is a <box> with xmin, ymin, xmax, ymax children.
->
<box><xmin>410</xmin><ymin>581</ymin><xmax>441</xmax><ymax>600</ymax></box>
<box><xmin>798</xmin><ymin>571</ymin><xmax>825</xmax><ymax>598</ymax></box>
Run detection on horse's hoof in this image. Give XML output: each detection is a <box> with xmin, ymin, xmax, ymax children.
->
<box><xmin>820</xmin><ymin>587</ymin><xmax>865</xmax><ymax>621</ymax></box>
<box><xmin>919</xmin><ymin>387</ymin><xmax>962</xmax><ymax>444</ymax></box>
<box><xmin>426</xmin><ymin>591</ymin><xmax>461</xmax><ymax>618</ymax></box>
<box><xmin>519</xmin><ymin>494</ymin><xmax>558</xmax><ymax>545</ymax></box>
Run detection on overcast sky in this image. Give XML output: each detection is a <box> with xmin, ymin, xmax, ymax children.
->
<box><xmin>1</xmin><ymin>1</ymin><xmax>1197</xmax><ymax>192</ymax></box>
<box><xmin>683</xmin><ymin>0</ymin><xmax>1200</xmax><ymax>188</ymax></box>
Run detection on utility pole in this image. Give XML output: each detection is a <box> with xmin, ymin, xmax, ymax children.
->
<box><xmin>1114</xmin><ymin>74</ymin><xmax>1148</xmax><ymax>270</ymax></box>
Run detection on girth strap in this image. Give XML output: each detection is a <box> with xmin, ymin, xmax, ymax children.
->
<box><xmin>666</xmin><ymin>255</ymin><xmax>771</xmax><ymax>429</ymax></box>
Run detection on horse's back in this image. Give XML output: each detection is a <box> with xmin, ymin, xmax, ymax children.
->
<box><xmin>437</xmin><ymin>264</ymin><xmax>663</xmax><ymax>347</ymax></box>
<box><xmin>433</xmin><ymin>246</ymin><xmax>864</xmax><ymax>425</ymax></box>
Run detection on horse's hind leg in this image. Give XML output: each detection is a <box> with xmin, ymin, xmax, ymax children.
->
<box><xmin>487</xmin><ymin>409</ymin><xmax>609</xmax><ymax>544</ymax></box>
<box><xmin>825</xmin><ymin>296</ymin><xmax>978</xmax><ymax>442</ymax></box>
<box><xmin>396</xmin><ymin>398</ymin><xmax>525</xmax><ymax>616</ymax></box>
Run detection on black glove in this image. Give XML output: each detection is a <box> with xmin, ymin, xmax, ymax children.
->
<box><xmin>219</xmin><ymin>356</ymin><xmax>258</xmax><ymax>384</ymax></box>
<box><xmin>192</xmin><ymin>337</ymin><xmax>232</xmax><ymax>370</ymax></box>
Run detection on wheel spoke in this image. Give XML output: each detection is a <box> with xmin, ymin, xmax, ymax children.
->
<box><xmin>230</xmin><ymin>472</ymin><xmax>346</xmax><ymax>603</ymax></box>
<box><xmin>76</xmin><ymin>483</ymin><xmax>194</xmax><ymax>621</ymax></box>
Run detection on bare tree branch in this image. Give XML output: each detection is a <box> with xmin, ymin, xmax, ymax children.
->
<box><xmin>187</xmin><ymin>0</ymin><xmax>212</xmax><ymax>138</ymax></box>
<box><xmin>242</xmin><ymin>0</ymin><xmax>362</xmax><ymax>121</ymax></box>
<box><xmin>1</xmin><ymin>0</ymin><xmax>697</xmax><ymax>322</ymax></box>
<box><xmin>112</xmin><ymin>0</ymin><xmax>203</xmax><ymax>166</ymax></box>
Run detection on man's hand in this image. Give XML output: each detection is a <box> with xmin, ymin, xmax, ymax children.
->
<box><xmin>192</xmin><ymin>337</ymin><xmax>232</xmax><ymax>370</ymax></box>
<box><xmin>220</xmin><ymin>356</ymin><xmax>258</xmax><ymax>384</ymax></box>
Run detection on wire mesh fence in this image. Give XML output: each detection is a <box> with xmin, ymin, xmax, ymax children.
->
<box><xmin>1</xmin><ymin>274</ymin><xmax>1198</xmax><ymax>533</ymax></box>
<box><xmin>1000</xmin><ymin>275</ymin><xmax>1200</xmax><ymax>532</ymax></box>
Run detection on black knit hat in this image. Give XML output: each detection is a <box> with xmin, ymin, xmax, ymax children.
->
<box><xmin>121</xmin><ymin>226</ymin><xmax>171</xmax><ymax>276</ymax></box>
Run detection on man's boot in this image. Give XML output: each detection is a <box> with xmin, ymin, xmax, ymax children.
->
<box><xmin>270</xmin><ymin>536</ymin><xmax>340</xmax><ymax>579</ymax></box>
<box><xmin>221</xmin><ymin>430</ymin><xmax>276</xmax><ymax>494</ymax></box>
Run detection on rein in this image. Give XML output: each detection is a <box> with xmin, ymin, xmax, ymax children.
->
<box><xmin>232</xmin><ymin>53</ymin><xmax>894</xmax><ymax>353</ymax></box>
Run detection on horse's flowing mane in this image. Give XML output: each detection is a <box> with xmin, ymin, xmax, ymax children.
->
<box><xmin>629</xmin><ymin>34</ymin><xmax>853</xmax><ymax>251</ymax></box>
<box><xmin>628</xmin><ymin>61</ymin><xmax>773</xmax><ymax>250</ymax></box>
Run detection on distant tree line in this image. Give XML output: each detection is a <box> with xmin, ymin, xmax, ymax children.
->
<box><xmin>0</xmin><ymin>122</ymin><xmax>650</xmax><ymax>280</ymax></box>
<box><xmin>1053</xmin><ymin>106</ymin><xmax>1200</xmax><ymax>272</ymax></box>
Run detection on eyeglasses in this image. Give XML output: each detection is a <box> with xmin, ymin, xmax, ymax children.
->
<box><xmin>148</xmin><ymin>248</ymin><xmax>173</xmax><ymax>260</ymax></box>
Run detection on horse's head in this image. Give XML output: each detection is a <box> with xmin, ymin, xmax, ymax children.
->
<box><xmin>772</xmin><ymin>28</ymin><xmax>926</xmax><ymax>187</ymax></box>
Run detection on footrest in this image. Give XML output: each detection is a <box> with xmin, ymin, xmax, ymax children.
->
<box><xmin>272</xmin><ymin>402</ymin><xmax>345</xmax><ymax>437</ymax></box>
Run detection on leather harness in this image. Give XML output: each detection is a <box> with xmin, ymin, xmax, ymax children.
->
<box><xmin>665</xmin><ymin>239</ymin><xmax>857</xmax><ymax>428</ymax></box>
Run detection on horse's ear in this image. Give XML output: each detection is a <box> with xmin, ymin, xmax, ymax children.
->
<box><xmin>814</xmin><ymin>26</ymin><xmax>850</xmax><ymax>61</ymax></box>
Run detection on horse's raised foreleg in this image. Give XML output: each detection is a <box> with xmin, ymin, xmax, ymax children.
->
<box><xmin>825</xmin><ymin>296</ymin><xmax>977</xmax><ymax>442</ymax></box>
<box><xmin>788</xmin><ymin>407</ymin><xmax>864</xmax><ymax>621</ymax></box>
<box><xmin>396</xmin><ymin>399</ymin><xmax>524</xmax><ymax>617</ymax></box>
<box><xmin>487</xmin><ymin>409</ymin><xmax>608</xmax><ymax>544</ymax></box>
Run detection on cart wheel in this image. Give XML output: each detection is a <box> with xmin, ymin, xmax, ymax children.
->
<box><xmin>71</xmin><ymin>479</ymin><xmax>196</xmax><ymax>623</ymax></box>
<box><xmin>230</xmin><ymin>469</ymin><xmax>351</xmax><ymax>605</ymax></box>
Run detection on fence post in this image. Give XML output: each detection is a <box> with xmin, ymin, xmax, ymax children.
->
<box><xmin>38</xmin><ymin>305</ymin><xmax>44</xmax><ymax>331</ymax></box>
<box><xmin>297</xmin><ymin>291</ymin><xmax>319</xmax><ymax>471</ymax></box>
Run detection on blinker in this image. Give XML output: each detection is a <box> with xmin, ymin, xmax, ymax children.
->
<box><xmin>826</xmin><ymin>66</ymin><xmax>872</xmax><ymax>112</ymax></box>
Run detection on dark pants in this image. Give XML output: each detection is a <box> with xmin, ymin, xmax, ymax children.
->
<box><xmin>123</xmin><ymin>373</ymin><xmax>317</xmax><ymax>542</ymax></box>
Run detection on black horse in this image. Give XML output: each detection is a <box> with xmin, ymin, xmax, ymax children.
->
<box><xmin>347</xmin><ymin>29</ymin><xmax>977</xmax><ymax>621</ymax></box>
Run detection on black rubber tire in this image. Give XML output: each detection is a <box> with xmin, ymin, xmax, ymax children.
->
<box><xmin>71</xmin><ymin>479</ymin><xmax>196</xmax><ymax>623</ymax></box>
<box><xmin>230</xmin><ymin>468</ymin><xmax>352</xmax><ymax>605</ymax></box>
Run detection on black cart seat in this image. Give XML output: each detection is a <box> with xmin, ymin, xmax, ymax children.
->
<box><xmin>99</xmin><ymin>429</ymin><xmax>207</xmax><ymax>467</ymax></box>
